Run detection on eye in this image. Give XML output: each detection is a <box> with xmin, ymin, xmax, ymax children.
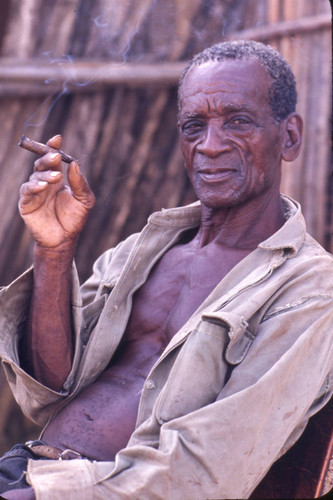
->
<box><xmin>228</xmin><ymin>116</ymin><xmax>252</xmax><ymax>128</ymax></box>
<box><xmin>181</xmin><ymin>120</ymin><xmax>204</xmax><ymax>135</ymax></box>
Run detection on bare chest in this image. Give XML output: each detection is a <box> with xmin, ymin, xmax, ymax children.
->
<box><xmin>126</xmin><ymin>240</ymin><xmax>249</xmax><ymax>343</ymax></box>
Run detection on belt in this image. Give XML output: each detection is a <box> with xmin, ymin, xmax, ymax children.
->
<box><xmin>25</xmin><ymin>440</ymin><xmax>83</xmax><ymax>460</ymax></box>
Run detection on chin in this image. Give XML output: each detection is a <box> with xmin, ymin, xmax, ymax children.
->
<box><xmin>196</xmin><ymin>189</ymin><xmax>243</xmax><ymax>209</ymax></box>
<box><xmin>193</xmin><ymin>180</ymin><xmax>246</xmax><ymax>208</ymax></box>
<box><xmin>196</xmin><ymin>183</ymin><xmax>269</xmax><ymax>211</ymax></box>
<box><xmin>199</xmin><ymin>197</ymin><xmax>242</xmax><ymax>210</ymax></box>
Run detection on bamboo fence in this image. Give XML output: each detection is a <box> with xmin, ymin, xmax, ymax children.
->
<box><xmin>0</xmin><ymin>0</ymin><xmax>331</xmax><ymax>466</ymax></box>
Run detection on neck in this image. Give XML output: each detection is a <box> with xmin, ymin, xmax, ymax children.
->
<box><xmin>196</xmin><ymin>191</ymin><xmax>285</xmax><ymax>249</ymax></box>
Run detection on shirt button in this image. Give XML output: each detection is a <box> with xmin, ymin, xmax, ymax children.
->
<box><xmin>145</xmin><ymin>380</ymin><xmax>155</xmax><ymax>390</ymax></box>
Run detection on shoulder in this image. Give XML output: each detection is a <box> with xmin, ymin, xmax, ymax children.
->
<box><xmin>294</xmin><ymin>232</ymin><xmax>333</xmax><ymax>278</ymax></box>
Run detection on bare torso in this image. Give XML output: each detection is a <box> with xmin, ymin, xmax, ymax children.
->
<box><xmin>43</xmin><ymin>234</ymin><xmax>250</xmax><ymax>460</ymax></box>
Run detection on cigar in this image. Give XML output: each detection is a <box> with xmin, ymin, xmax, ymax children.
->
<box><xmin>19</xmin><ymin>135</ymin><xmax>77</xmax><ymax>164</ymax></box>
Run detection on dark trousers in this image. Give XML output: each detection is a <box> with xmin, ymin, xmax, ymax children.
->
<box><xmin>0</xmin><ymin>442</ymin><xmax>48</xmax><ymax>493</ymax></box>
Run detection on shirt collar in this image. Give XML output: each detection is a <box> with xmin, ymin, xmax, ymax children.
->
<box><xmin>149</xmin><ymin>195</ymin><xmax>306</xmax><ymax>256</ymax></box>
<box><xmin>258</xmin><ymin>195</ymin><xmax>306</xmax><ymax>256</ymax></box>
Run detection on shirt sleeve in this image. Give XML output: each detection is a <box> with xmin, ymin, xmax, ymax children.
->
<box><xmin>0</xmin><ymin>264</ymin><xmax>83</xmax><ymax>425</ymax></box>
<box><xmin>26</xmin><ymin>295</ymin><xmax>333</xmax><ymax>499</ymax></box>
<box><xmin>0</xmin><ymin>248</ymin><xmax>117</xmax><ymax>425</ymax></box>
<box><xmin>0</xmin><ymin>234</ymin><xmax>137</xmax><ymax>426</ymax></box>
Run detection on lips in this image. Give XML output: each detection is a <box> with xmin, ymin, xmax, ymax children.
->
<box><xmin>197</xmin><ymin>167</ymin><xmax>236</xmax><ymax>183</ymax></box>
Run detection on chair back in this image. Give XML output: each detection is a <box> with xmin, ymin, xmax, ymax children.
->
<box><xmin>250</xmin><ymin>397</ymin><xmax>333</xmax><ymax>499</ymax></box>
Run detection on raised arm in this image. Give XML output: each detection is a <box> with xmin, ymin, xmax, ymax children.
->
<box><xmin>19</xmin><ymin>135</ymin><xmax>95</xmax><ymax>391</ymax></box>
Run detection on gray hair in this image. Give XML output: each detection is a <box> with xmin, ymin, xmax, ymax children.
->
<box><xmin>178</xmin><ymin>40</ymin><xmax>297</xmax><ymax>122</ymax></box>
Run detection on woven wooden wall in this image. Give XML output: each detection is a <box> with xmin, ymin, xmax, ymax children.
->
<box><xmin>0</xmin><ymin>0</ymin><xmax>331</xmax><ymax>454</ymax></box>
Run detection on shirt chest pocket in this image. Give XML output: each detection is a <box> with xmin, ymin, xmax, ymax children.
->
<box><xmin>155</xmin><ymin>314</ymin><xmax>255</xmax><ymax>424</ymax></box>
<box><xmin>202</xmin><ymin>310</ymin><xmax>256</xmax><ymax>365</ymax></box>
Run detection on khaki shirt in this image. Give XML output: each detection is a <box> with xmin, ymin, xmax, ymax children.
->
<box><xmin>0</xmin><ymin>196</ymin><xmax>332</xmax><ymax>499</ymax></box>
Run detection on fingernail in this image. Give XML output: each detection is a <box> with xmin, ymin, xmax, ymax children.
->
<box><xmin>50</xmin><ymin>171</ymin><xmax>61</xmax><ymax>177</ymax></box>
<box><xmin>38</xmin><ymin>181</ymin><xmax>48</xmax><ymax>186</ymax></box>
<box><xmin>49</xmin><ymin>153</ymin><xmax>59</xmax><ymax>160</ymax></box>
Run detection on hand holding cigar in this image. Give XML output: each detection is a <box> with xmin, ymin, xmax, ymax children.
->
<box><xmin>18</xmin><ymin>133</ymin><xmax>95</xmax><ymax>252</ymax></box>
<box><xmin>19</xmin><ymin>135</ymin><xmax>77</xmax><ymax>164</ymax></box>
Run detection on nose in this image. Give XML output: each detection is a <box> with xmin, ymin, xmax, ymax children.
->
<box><xmin>196</xmin><ymin>122</ymin><xmax>232</xmax><ymax>157</ymax></box>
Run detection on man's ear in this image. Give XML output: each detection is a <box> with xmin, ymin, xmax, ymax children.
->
<box><xmin>281</xmin><ymin>113</ymin><xmax>303</xmax><ymax>162</ymax></box>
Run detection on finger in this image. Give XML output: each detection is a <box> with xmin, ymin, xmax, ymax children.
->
<box><xmin>19</xmin><ymin>172</ymin><xmax>63</xmax><ymax>207</ymax></box>
<box><xmin>19</xmin><ymin>181</ymin><xmax>49</xmax><ymax>211</ymax></box>
<box><xmin>29</xmin><ymin>170</ymin><xmax>63</xmax><ymax>184</ymax></box>
<box><xmin>67</xmin><ymin>161</ymin><xmax>95</xmax><ymax>210</ymax></box>
<box><xmin>47</xmin><ymin>134</ymin><xmax>62</xmax><ymax>149</ymax></box>
<box><xmin>34</xmin><ymin>152</ymin><xmax>62</xmax><ymax>172</ymax></box>
<box><xmin>20</xmin><ymin>179</ymin><xmax>49</xmax><ymax>197</ymax></box>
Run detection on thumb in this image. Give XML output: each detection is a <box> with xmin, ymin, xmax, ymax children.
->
<box><xmin>67</xmin><ymin>161</ymin><xmax>96</xmax><ymax>210</ymax></box>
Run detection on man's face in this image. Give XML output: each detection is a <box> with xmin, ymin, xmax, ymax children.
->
<box><xmin>178</xmin><ymin>58</ymin><xmax>285</xmax><ymax>210</ymax></box>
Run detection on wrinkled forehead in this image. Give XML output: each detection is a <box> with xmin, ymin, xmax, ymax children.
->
<box><xmin>179</xmin><ymin>58</ymin><xmax>271</xmax><ymax>109</ymax></box>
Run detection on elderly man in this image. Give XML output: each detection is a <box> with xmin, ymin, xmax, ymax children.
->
<box><xmin>0</xmin><ymin>40</ymin><xmax>332</xmax><ymax>500</ymax></box>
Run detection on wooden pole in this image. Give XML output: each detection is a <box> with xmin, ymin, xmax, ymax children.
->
<box><xmin>0</xmin><ymin>61</ymin><xmax>187</xmax><ymax>95</ymax></box>
<box><xmin>228</xmin><ymin>12</ymin><xmax>331</xmax><ymax>41</ymax></box>
<box><xmin>0</xmin><ymin>13</ymin><xmax>330</xmax><ymax>96</ymax></box>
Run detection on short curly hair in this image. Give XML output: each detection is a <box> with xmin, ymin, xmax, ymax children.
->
<box><xmin>178</xmin><ymin>40</ymin><xmax>297</xmax><ymax>122</ymax></box>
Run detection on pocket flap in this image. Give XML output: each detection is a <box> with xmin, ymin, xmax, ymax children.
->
<box><xmin>202</xmin><ymin>310</ymin><xmax>255</xmax><ymax>365</ymax></box>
